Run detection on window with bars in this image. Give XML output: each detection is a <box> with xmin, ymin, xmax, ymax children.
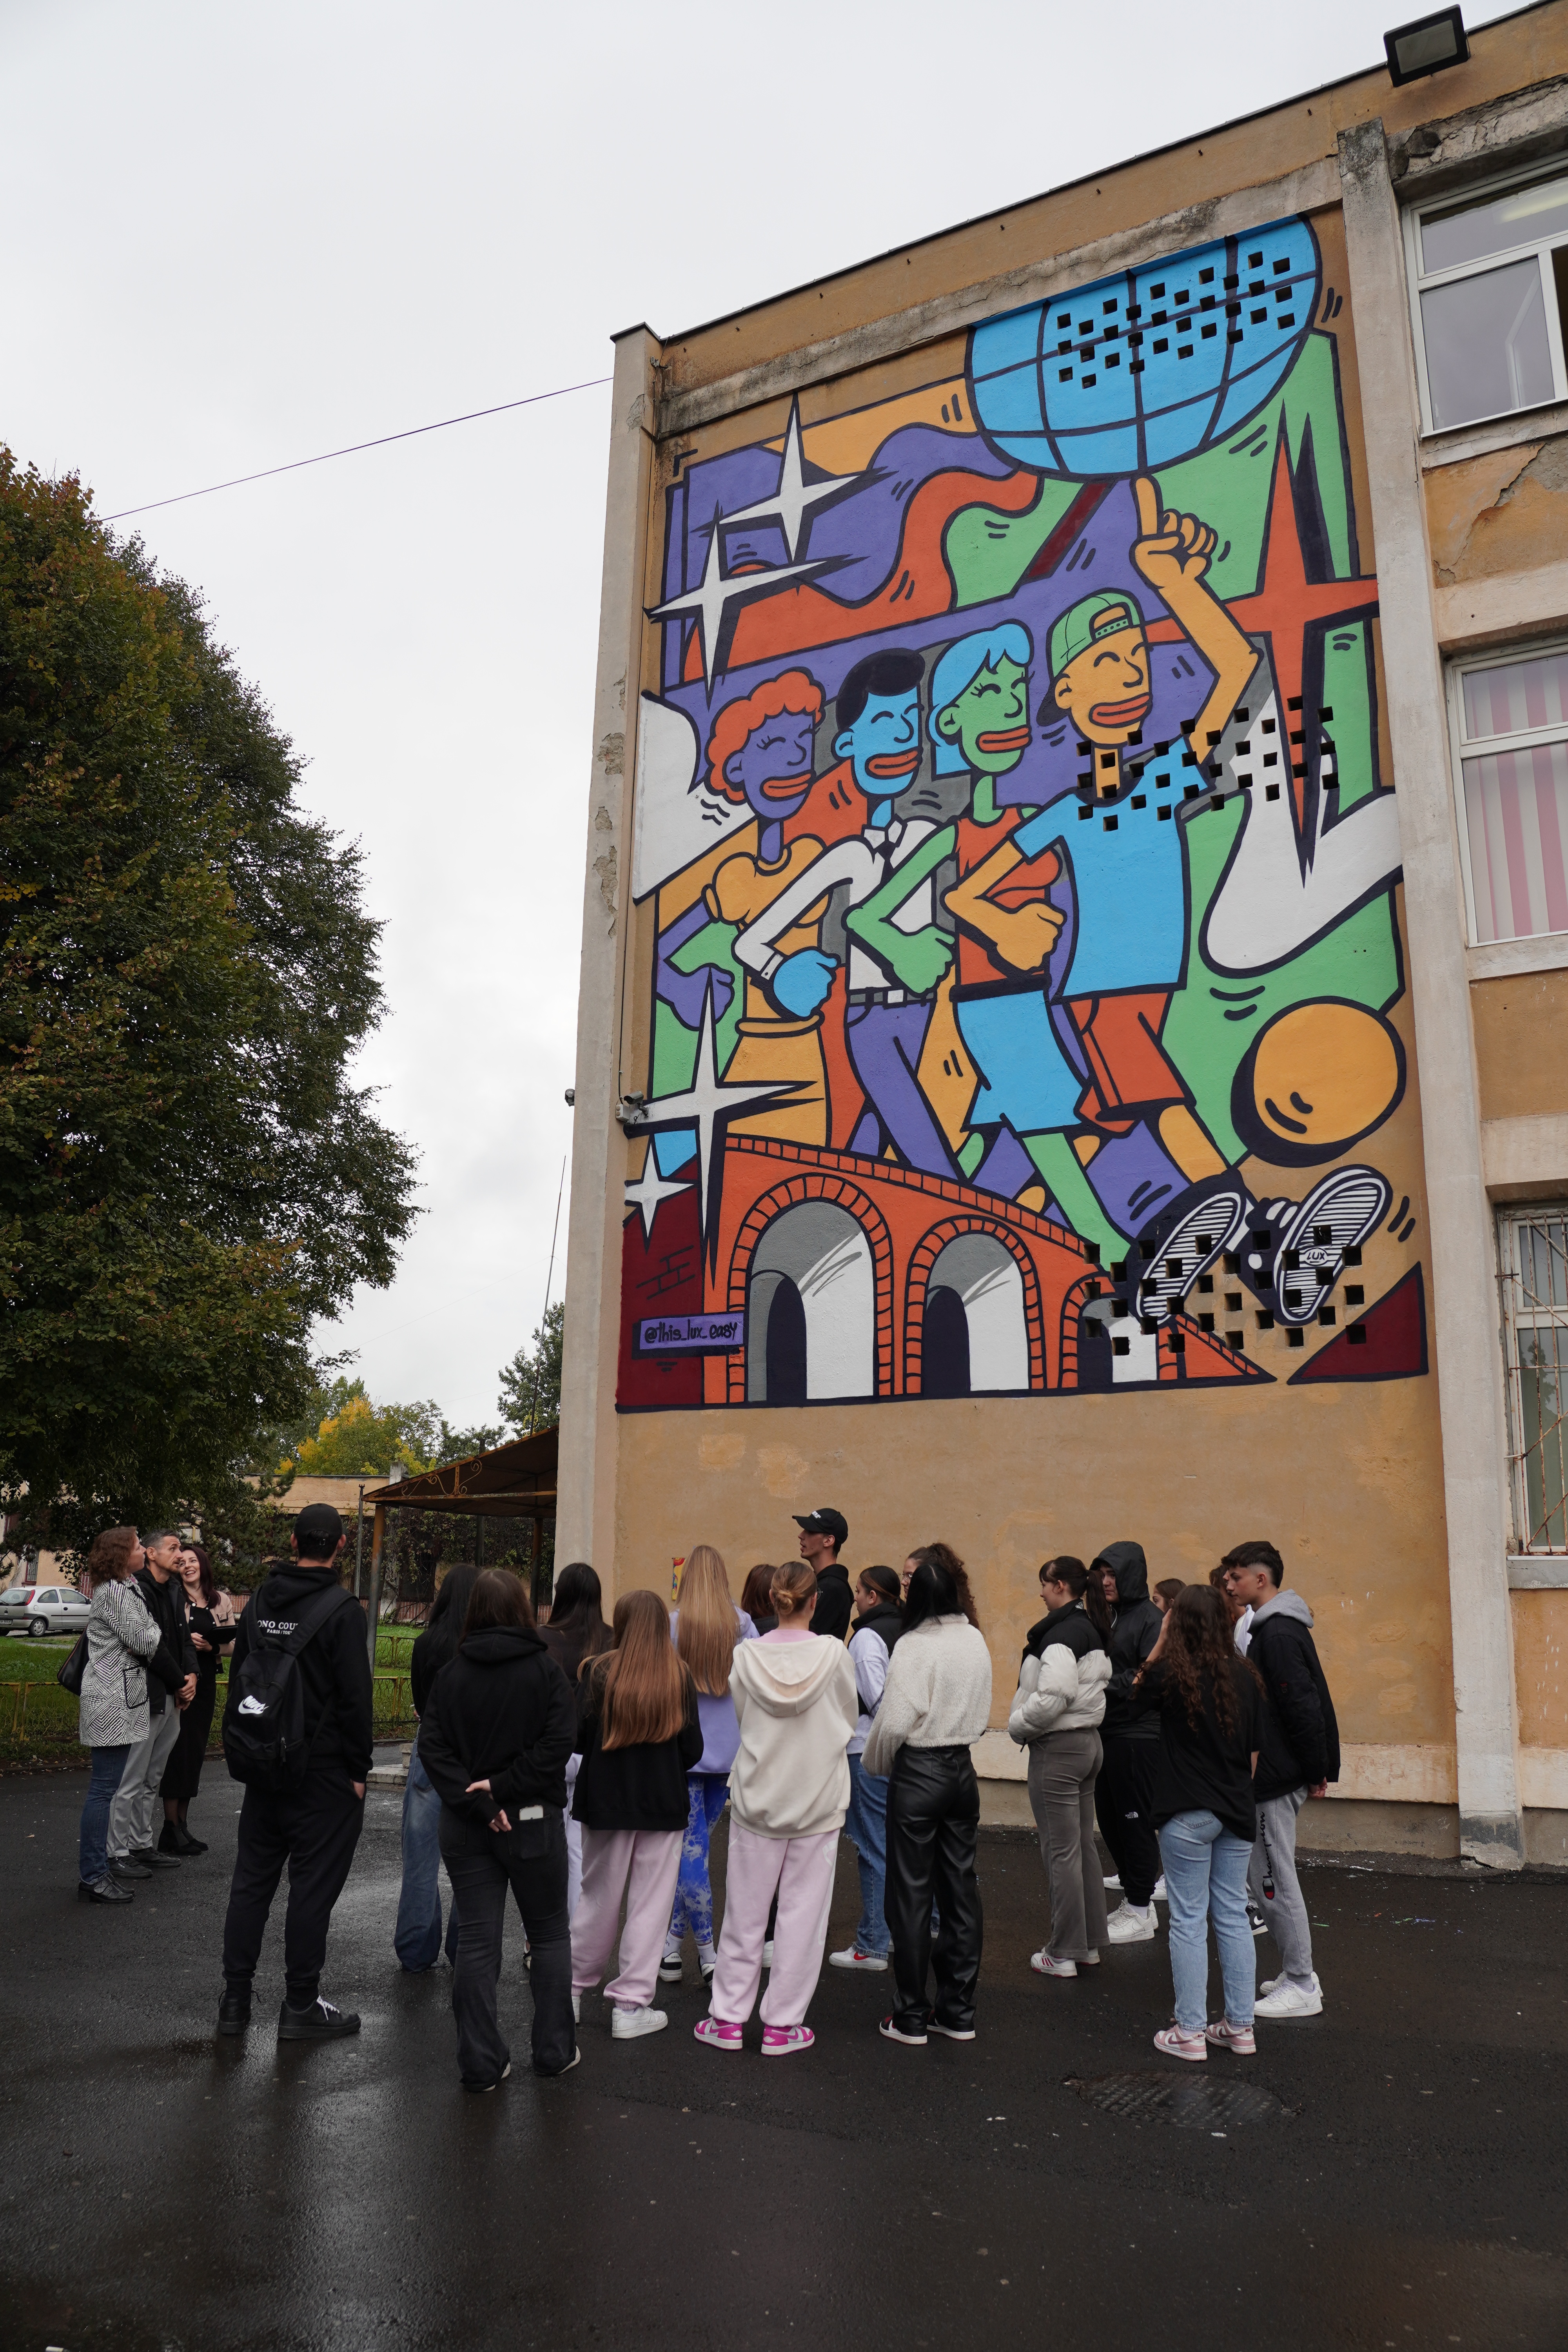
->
<box><xmin>1449</xmin><ymin>642</ymin><xmax>1568</xmax><ymax>945</ymax></box>
<box><xmin>1499</xmin><ymin>1208</ymin><xmax>1568</xmax><ymax>1554</ymax></box>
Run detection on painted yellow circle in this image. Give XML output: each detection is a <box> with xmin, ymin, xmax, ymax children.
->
<box><xmin>1250</xmin><ymin>1003</ymin><xmax>1401</xmax><ymax>1152</ymax></box>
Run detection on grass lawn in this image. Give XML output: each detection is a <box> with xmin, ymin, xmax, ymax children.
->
<box><xmin>0</xmin><ymin>1628</ymin><xmax>416</xmax><ymax>1770</ymax></box>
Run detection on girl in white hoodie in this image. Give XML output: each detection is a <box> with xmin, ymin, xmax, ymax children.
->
<box><xmin>695</xmin><ymin>1561</ymin><xmax>858</xmax><ymax>2057</ymax></box>
<box><xmin>1008</xmin><ymin>1557</ymin><xmax>1114</xmax><ymax>1979</ymax></box>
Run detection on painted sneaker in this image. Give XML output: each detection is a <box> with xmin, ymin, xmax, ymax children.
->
<box><xmin>1132</xmin><ymin>1178</ymin><xmax>1248</xmax><ymax>1327</ymax></box>
<box><xmin>1030</xmin><ymin>1951</ymin><xmax>1078</xmax><ymax>1978</ymax></box>
<box><xmin>610</xmin><ymin>2004</ymin><xmax>668</xmax><ymax>2040</ymax></box>
<box><xmin>1249</xmin><ymin>1165</ymin><xmax>1391</xmax><ymax>1324</ymax></box>
<box><xmin>657</xmin><ymin>1950</ymin><xmax>684</xmax><ymax>1984</ymax></box>
<box><xmin>829</xmin><ymin>1945</ymin><xmax>891</xmax><ymax>1971</ymax></box>
<box><xmin>1153</xmin><ymin>2023</ymin><xmax>1208</xmax><ymax>2062</ymax></box>
<box><xmin>1106</xmin><ymin>1900</ymin><xmax>1158</xmax><ymax>1943</ymax></box>
<box><xmin>761</xmin><ymin>2025</ymin><xmax>815</xmax><ymax>2057</ymax></box>
<box><xmin>1255</xmin><ymin>1978</ymin><xmax>1323</xmax><ymax>2019</ymax></box>
<box><xmin>1204</xmin><ymin>2018</ymin><xmax>1257</xmax><ymax>2055</ymax></box>
<box><xmin>694</xmin><ymin>2016</ymin><xmax>744</xmax><ymax>2051</ymax></box>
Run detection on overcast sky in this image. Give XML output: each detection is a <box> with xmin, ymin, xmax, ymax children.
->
<box><xmin>3</xmin><ymin>0</ymin><xmax>1483</xmax><ymax>1437</ymax></box>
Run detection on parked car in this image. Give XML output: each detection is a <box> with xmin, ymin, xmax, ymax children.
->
<box><xmin>0</xmin><ymin>1584</ymin><xmax>90</xmax><ymax>1638</ymax></box>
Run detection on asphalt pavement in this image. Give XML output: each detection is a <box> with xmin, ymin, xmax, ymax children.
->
<box><xmin>2</xmin><ymin>1768</ymin><xmax>1565</xmax><ymax>2352</ymax></box>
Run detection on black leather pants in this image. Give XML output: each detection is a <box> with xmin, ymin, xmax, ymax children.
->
<box><xmin>884</xmin><ymin>1744</ymin><xmax>983</xmax><ymax>2033</ymax></box>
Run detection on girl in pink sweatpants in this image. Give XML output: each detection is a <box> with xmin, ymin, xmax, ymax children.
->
<box><xmin>698</xmin><ymin>1563</ymin><xmax>858</xmax><ymax>2056</ymax></box>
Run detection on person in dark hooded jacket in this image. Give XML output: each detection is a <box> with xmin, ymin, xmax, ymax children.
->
<box><xmin>1093</xmin><ymin>1540</ymin><xmax>1166</xmax><ymax>1942</ymax></box>
<box><xmin>393</xmin><ymin>1563</ymin><xmax>483</xmax><ymax>1974</ymax></box>
<box><xmin>418</xmin><ymin>1569</ymin><xmax>578</xmax><ymax>2087</ymax></box>
<box><xmin>1221</xmin><ymin>1540</ymin><xmax>1339</xmax><ymax>2021</ymax></box>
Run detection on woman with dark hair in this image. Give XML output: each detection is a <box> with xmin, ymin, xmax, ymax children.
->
<box><xmin>393</xmin><ymin>1562</ymin><xmax>483</xmax><ymax>1972</ymax></box>
<box><xmin>739</xmin><ymin>1564</ymin><xmax>779</xmax><ymax>1637</ymax></box>
<box><xmin>75</xmin><ymin>1528</ymin><xmax>164</xmax><ymax>1905</ymax></box>
<box><xmin>1008</xmin><ymin>1558</ymin><xmax>1112</xmax><ymax>1979</ymax></box>
<box><xmin>829</xmin><ymin>1565</ymin><xmax>904</xmax><ymax>1973</ymax></box>
<box><xmin>158</xmin><ymin>1543</ymin><xmax>236</xmax><ymax>1855</ymax></box>
<box><xmin>570</xmin><ymin>1589</ymin><xmax>703</xmax><ymax>2042</ymax></box>
<box><xmin>863</xmin><ymin>1544</ymin><xmax>992</xmax><ymax>2046</ymax></box>
<box><xmin>417</xmin><ymin>1568</ymin><xmax>578</xmax><ymax>2086</ymax></box>
<box><xmin>1130</xmin><ymin>1583</ymin><xmax>1263</xmax><ymax>2061</ymax></box>
<box><xmin>539</xmin><ymin>1561</ymin><xmax>613</xmax><ymax>1920</ymax></box>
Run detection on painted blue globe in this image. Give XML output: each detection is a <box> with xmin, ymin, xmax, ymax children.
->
<box><xmin>968</xmin><ymin>217</ymin><xmax>1321</xmax><ymax>479</ymax></box>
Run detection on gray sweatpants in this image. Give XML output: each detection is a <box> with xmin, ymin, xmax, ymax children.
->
<box><xmin>1248</xmin><ymin>1786</ymin><xmax>1314</xmax><ymax>1987</ymax></box>
<box><xmin>109</xmin><ymin>1703</ymin><xmax>182</xmax><ymax>1862</ymax></box>
<box><xmin>1027</xmin><ymin>1727</ymin><xmax>1108</xmax><ymax>1962</ymax></box>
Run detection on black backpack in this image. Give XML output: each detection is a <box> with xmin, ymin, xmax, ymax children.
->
<box><xmin>223</xmin><ymin>1583</ymin><xmax>356</xmax><ymax>1791</ymax></box>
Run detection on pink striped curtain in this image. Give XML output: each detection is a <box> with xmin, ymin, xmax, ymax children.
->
<box><xmin>1462</xmin><ymin>652</ymin><xmax>1568</xmax><ymax>943</ymax></box>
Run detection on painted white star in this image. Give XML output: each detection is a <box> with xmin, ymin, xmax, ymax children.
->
<box><xmin>722</xmin><ymin>396</ymin><xmax>867</xmax><ymax>561</ymax></box>
<box><xmin>648</xmin><ymin>504</ymin><xmax>838</xmax><ymax>690</ymax></box>
<box><xmin>623</xmin><ymin>1155</ymin><xmax>693</xmax><ymax>1244</ymax></box>
<box><xmin>635</xmin><ymin>990</ymin><xmax>800</xmax><ymax>1243</ymax></box>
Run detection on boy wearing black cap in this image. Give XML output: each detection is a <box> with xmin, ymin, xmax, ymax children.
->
<box><xmin>217</xmin><ymin>1503</ymin><xmax>374</xmax><ymax>2042</ymax></box>
<box><xmin>795</xmin><ymin>1508</ymin><xmax>852</xmax><ymax>1642</ymax></box>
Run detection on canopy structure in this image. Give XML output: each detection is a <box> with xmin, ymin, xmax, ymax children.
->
<box><xmin>358</xmin><ymin>1426</ymin><xmax>557</xmax><ymax>1653</ymax></box>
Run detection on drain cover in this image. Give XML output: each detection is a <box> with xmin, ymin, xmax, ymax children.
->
<box><xmin>1065</xmin><ymin>2071</ymin><xmax>1291</xmax><ymax>2128</ymax></box>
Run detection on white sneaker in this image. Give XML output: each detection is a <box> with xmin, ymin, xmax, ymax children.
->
<box><xmin>657</xmin><ymin>1949</ymin><xmax>684</xmax><ymax>1983</ymax></box>
<box><xmin>1257</xmin><ymin>1974</ymin><xmax>1322</xmax><ymax>2015</ymax></box>
<box><xmin>572</xmin><ymin>1993</ymin><xmax>581</xmax><ymax>2022</ymax></box>
<box><xmin>829</xmin><ymin>1945</ymin><xmax>890</xmax><ymax>1971</ymax></box>
<box><xmin>1030</xmin><ymin>1950</ymin><xmax>1078</xmax><ymax>1978</ymax></box>
<box><xmin>1103</xmin><ymin>1873</ymin><xmax>1122</xmax><ymax>1891</ymax></box>
<box><xmin>1152</xmin><ymin>1877</ymin><xmax>1167</xmax><ymax>1903</ymax></box>
<box><xmin>761</xmin><ymin>1941</ymin><xmax>774</xmax><ymax>1969</ymax></box>
<box><xmin>1259</xmin><ymin>1969</ymin><xmax>1320</xmax><ymax>1997</ymax></box>
<box><xmin>610</xmin><ymin>2004</ymin><xmax>668</xmax><ymax>2040</ymax></box>
<box><xmin>1106</xmin><ymin>1901</ymin><xmax>1157</xmax><ymax>1944</ymax></box>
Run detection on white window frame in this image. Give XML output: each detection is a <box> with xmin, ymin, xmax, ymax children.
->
<box><xmin>1445</xmin><ymin>634</ymin><xmax>1568</xmax><ymax>948</ymax></box>
<box><xmin>1497</xmin><ymin>1205</ymin><xmax>1568</xmax><ymax>1556</ymax></box>
<box><xmin>1404</xmin><ymin>156</ymin><xmax>1568</xmax><ymax>436</ymax></box>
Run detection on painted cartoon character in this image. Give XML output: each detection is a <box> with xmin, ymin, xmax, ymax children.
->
<box><xmin>956</xmin><ymin>477</ymin><xmax>1390</xmax><ymax>1322</ymax></box>
<box><xmin>732</xmin><ymin>649</ymin><xmax>962</xmax><ymax>1180</ymax></box>
<box><xmin>844</xmin><ymin>622</ymin><xmax>1123</xmax><ymax>1260</ymax></box>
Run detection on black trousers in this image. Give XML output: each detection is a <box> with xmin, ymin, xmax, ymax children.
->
<box><xmin>884</xmin><ymin>1745</ymin><xmax>983</xmax><ymax>2034</ymax></box>
<box><xmin>1093</xmin><ymin>1735</ymin><xmax>1162</xmax><ymax>1908</ymax></box>
<box><xmin>440</xmin><ymin>1808</ymin><xmax>575</xmax><ymax>2083</ymax></box>
<box><xmin>222</xmin><ymin>1770</ymin><xmax>365</xmax><ymax>2007</ymax></box>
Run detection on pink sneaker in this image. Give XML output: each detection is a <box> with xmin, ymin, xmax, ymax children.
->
<box><xmin>693</xmin><ymin>2016</ymin><xmax>743</xmax><ymax>2051</ymax></box>
<box><xmin>1153</xmin><ymin>2024</ymin><xmax>1209</xmax><ymax>2062</ymax></box>
<box><xmin>761</xmin><ymin>2025</ymin><xmax>815</xmax><ymax>2057</ymax></box>
<box><xmin>1204</xmin><ymin>2018</ymin><xmax>1256</xmax><ymax>2055</ymax></box>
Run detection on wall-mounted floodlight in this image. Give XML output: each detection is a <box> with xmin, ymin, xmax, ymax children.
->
<box><xmin>1384</xmin><ymin>5</ymin><xmax>1469</xmax><ymax>84</ymax></box>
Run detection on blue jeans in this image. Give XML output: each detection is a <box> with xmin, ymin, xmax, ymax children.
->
<box><xmin>394</xmin><ymin>1735</ymin><xmax>459</xmax><ymax>1971</ymax></box>
<box><xmin>1157</xmin><ymin>1809</ymin><xmax>1256</xmax><ymax>2033</ymax></box>
<box><xmin>845</xmin><ymin>1754</ymin><xmax>891</xmax><ymax>1955</ymax></box>
<box><xmin>668</xmin><ymin>1773</ymin><xmax>729</xmax><ymax>1949</ymax></box>
<box><xmin>80</xmin><ymin>1744</ymin><xmax>131</xmax><ymax>1887</ymax></box>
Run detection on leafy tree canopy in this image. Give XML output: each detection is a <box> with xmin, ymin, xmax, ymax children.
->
<box><xmin>498</xmin><ymin>1299</ymin><xmax>563</xmax><ymax>1435</ymax></box>
<box><xmin>0</xmin><ymin>454</ymin><xmax>417</xmax><ymax>1553</ymax></box>
<box><xmin>283</xmin><ymin>1375</ymin><xmax>499</xmax><ymax>1481</ymax></box>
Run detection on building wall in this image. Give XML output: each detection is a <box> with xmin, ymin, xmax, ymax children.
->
<box><xmin>564</xmin><ymin>3</ymin><xmax>1568</xmax><ymax>1861</ymax></box>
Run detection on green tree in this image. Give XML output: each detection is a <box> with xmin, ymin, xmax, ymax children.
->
<box><xmin>498</xmin><ymin>1299</ymin><xmax>563</xmax><ymax>1434</ymax></box>
<box><xmin>281</xmin><ymin>1376</ymin><xmax>501</xmax><ymax>1480</ymax></box>
<box><xmin>0</xmin><ymin>454</ymin><xmax>417</xmax><ymax>1554</ymax></box>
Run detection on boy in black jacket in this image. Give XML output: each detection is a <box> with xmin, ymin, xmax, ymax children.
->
<box><xmin>1222</xmin><ymin>1539</ymin><xmax>1339</xmax><ymax>2020</ymax></box>
<box><xmin>1093</xmin><ymin>1540</ymin><xmax>1167</xmax><ymax>1941</ymax></box>
<box><xmin>217</xmin><ymin>1505</ymin><xmax>373</xmax><ymax>2043</ymax></box>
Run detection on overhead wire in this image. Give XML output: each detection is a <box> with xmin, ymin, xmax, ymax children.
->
<box><xmin>99</xmin><ymin>372</ymin><xmax>614</xmax><ymax>521</ymax></box>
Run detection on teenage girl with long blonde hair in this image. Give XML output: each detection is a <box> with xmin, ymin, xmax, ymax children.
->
<box><xmin>570</xmin><ymin>1589</ymin><xmax>703</xmax><ymax>2041</ymax></box>
<box><xmin>660</xmin><ymin>1544</ymin><xmax>758</xmax><ymax>1986</ymax></box>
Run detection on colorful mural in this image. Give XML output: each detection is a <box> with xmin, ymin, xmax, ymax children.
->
<box><xmin>620</xmin><ymin>215</ymin><xmax>1425</xmax><ymax>1411</ymax></box>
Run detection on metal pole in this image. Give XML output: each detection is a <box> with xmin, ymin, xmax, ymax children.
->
<box><xmin>365</xmin><ymin>1504</ymin><xmax>386</xmax><ymax>1671</ymax></box>
<box><xmin>354</xmin><ymin>1484</ymin><xmax>365</xmax><ymax>1598</ymax></box>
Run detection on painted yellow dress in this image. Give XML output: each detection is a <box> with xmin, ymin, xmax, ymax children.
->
<box><xmin>706</xmin><ymin>840</ymin><xmax>831</xmax><ymax>1145</ymax></box>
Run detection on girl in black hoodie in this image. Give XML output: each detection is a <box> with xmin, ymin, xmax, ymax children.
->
<box><xmin>419</xmin><ymin>1570</ymin><xmax>578</xmax><ymax>2088</ymax></box>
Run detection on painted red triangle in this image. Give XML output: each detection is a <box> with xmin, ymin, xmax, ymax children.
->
<box><xmin>1289</xmin><ymin>1263</ymin><xmax>1428</xmax><ymax>1384</ymax></box>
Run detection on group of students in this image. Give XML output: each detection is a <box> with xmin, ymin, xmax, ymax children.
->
<box><xmin>69</xmin><ymin>1497</ymin><xmax>1339</xmax><ymax>2083</ymax></box>
<box><xmin>1015</xmin><ymin>1538</ymin><xmax>1338</xmax><ymax>2056</ymax></box>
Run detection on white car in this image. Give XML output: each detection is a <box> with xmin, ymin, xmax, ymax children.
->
<box><xmin>0</xmin><ymin>1584</ymin><xmax>90</xmax><ymax>1638</ymax></box>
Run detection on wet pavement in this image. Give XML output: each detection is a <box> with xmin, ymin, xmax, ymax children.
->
<box><xmin>2</xmin><ymin>1770</ymin><xmax>1565</xmax><ymax>2352</ymax></box>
